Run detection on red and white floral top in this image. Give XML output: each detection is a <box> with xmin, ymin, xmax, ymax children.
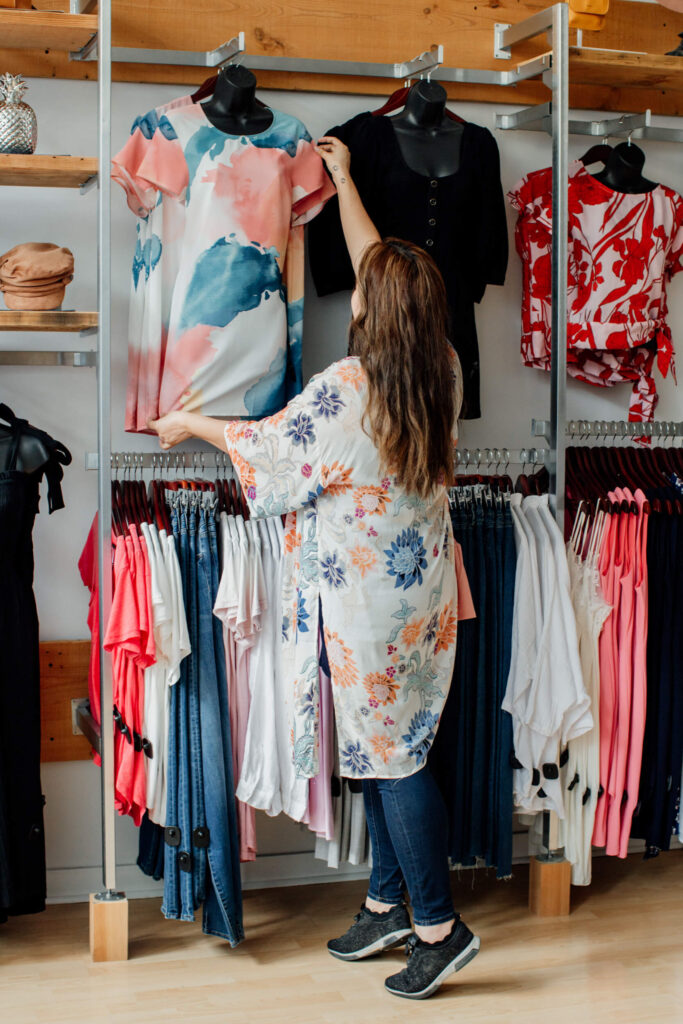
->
<box><xmin>509</xmin><ymin>160</ymin><xmax>683</xmax><ymax>424</ymax></box>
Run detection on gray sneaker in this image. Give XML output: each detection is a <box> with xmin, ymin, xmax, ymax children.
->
<box><xmin>327</xmin><ymin>903</ymin><xmax>413</xmax><ymax>961</ymax></box>
<box><xmin>384</xmin><ymin>918</ymin><xmax>480</xmax><ymax>999</ymax></box>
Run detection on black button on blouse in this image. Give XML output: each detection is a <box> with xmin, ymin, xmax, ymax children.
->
<box><xmin>308</xmin><ymin>113</ymin><xmax>508</xmax><ymax>419</ymax></box>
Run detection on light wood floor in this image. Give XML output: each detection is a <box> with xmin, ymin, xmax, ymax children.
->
<box><xmin>2</xmin><ymin>850</ymin><xmax>682</xmax><ymax>1024</ymax></box>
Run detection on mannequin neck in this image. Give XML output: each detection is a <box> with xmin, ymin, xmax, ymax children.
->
<box><xmin>396</xmin><ymin>81</ymin><xmax>448</xmax><ymax>129</ymax></box>
<box><xmin>201</xmin><ymin>66</ymin><xmax>273</xmax><ymax>135</ymax></box>
<box><xmin>389</xmin><ymin>80</ymin><xmax>464</xmax><ymax>177</ymax></box>
<box><xmin>594</xmin><ymin>142</ymin><xmax>657</xmax><ymax>194</ymax></box>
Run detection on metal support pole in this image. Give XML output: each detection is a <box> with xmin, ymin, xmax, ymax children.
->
<box><xmin>549</xmin><ymin>1</ymin><xmax>568</xmax><ymax>532</ymax></box>
<box><xmin>544</xmin><ymin>1</ymin><xmax>569</xmax><ymax>861</ymax></box>
<box><xmin>95</xmin><ymin>0</ymin><xmax>121</xmax><ymax>903</ymax></box>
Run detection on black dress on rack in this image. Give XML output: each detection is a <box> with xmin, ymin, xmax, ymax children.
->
<box><xmin>308</xmin><ymin>113</ymin><xmax>509</xmax><ymax>418</ymax></box>
<box><xmin>0</xmin><ymin>404</ymin><xmax>71</xmax><ymax>922</ymax></box>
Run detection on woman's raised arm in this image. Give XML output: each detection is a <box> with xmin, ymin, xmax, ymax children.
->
<box><xmin>314</xmin><ymin>136</ymin><xmax>380</xmax><ymax>274</ymax></box>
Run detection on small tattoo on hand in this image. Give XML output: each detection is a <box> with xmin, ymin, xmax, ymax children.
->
<box><xmin>340</xmin><ymin>177</ymin><xmax>347</xmax><ymax>183</ymax></box>
<box><xmin>333</xmin><ymin>164</ymin><xmax>339</xmax><ymax>171</ymax></box>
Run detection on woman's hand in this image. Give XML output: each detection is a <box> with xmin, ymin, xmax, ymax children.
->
<box><xmin>147</xmin><ymin>412</ymin><xmax>192</xmax><ymax>449</ymax></box>
<box><xmin>315</xmin><ymin>136</ymin><xmax>351</xmax><ymax>185</ymax></box>
<box><xmin>314</xmin><ymin>136</ymin><xmax>379</xmax><ymax>272</ymax></box>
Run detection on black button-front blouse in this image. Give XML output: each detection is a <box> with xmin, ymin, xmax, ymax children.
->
<box><xmin>308</xmin><ymin>112</ymin><xmax>509</xmax><ymax>419</ymax></box>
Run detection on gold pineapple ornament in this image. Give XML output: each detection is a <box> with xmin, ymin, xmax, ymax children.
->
<box><xmin>0</xmin><ymin>73</ymin><xmax>37</xmax><ymax>154</ymax></box>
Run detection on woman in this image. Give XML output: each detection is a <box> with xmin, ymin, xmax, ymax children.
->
<box><xmin>149</xmin><ymin>136</ymin><xmax>480</xmax><ymax>1000</ymax></box>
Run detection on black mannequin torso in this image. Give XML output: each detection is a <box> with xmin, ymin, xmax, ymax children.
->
<box><xmin>0</xmin><ymin>429</ymin><xmax>49</xmax><ymax>474</ymax></box>
<box><xmin>200</xmin><ymin>65</ymin><xmax>273</xmax><ymax>136</ymax></box>
<box><xmin>593</xmin><ymin>141</ymin><xmax>658</xmax><ymax>194</ymax></box>
<box><xmin>390</xmin><ymin>81</ymin><xmax>464</xmax><ymax>177</ymax></box>
<box><xmin>0</xmin><ymin>402</ymin><xmax>50</xmax><ymax>474</ymax></box>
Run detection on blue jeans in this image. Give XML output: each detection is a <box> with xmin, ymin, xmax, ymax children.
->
<box><xmin>162</xmin><ymin>504</ymin><xmax>199</xmax><ymax>921</ymax></box>
<box><xmin>362</xmin><ymin>768</ymin><xmax>455</xmax><ymax>927</ymax></box>
<box><xmin>161</xmin><ymin>505</ymin><xmax>185</xmax><ymax>920</ymax></box>
<box><xmin>196</xmin><ymin>508</ymin><xmax>244</xmax><ymax>944</ymax></box>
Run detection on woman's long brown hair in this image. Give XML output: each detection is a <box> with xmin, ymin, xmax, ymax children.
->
<box><xmin>348</xmin><ymin>238</ymin><xmax>461</xmax><ymax>499</ymax></box>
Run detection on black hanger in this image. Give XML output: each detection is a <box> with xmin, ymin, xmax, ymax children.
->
<box><xmin>579</xmin><ymin>142</ymin><xmax>612</xmax><ymax>168</ymax></box>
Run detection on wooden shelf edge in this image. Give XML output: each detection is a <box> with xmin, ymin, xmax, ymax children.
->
<box><xmin>0</xmin><ymin>310</ymin><xmax>98</xmax><ymax>332</ymax></box>
<box><xmin>0</xmin><ymin>154</ymin><xmax>98</xmax><ymax>188</ymax></box>
<box><xmin>569</xmin><ymin>47</ymin><xmax>683</xmax><ymax>92</ymax></box>
<box><xmin>0</xmin><ymin>10</ymin><xmax>98</xmax><ymax>52</ymax></box>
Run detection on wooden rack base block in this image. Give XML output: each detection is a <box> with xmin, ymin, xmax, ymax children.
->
<box><xmin>529</xmin><ymin>856</ymin><xmax>572</xmax><ymax>917</ymax></box>
<box><xmin>89</xmin><ymin>894</ymin><xmax>129</xmax><ymax>962</ymax></box>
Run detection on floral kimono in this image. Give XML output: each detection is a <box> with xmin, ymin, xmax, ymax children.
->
<box><xmin>224</xmin><ymin>356</ymin><xmax>461</xmax><ymax>780</ymax></box>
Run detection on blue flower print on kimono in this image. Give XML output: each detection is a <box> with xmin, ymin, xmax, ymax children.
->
<box><xmin>385</xmin><ymin>527</ymin><xmax>428</xmax><ymax>590</ymax></box>
<box><xmin>225</xmin><ymin>354</ymin><xmax>463</xmax><ymax>780</ymax></box>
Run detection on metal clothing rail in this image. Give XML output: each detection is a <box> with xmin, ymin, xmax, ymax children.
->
<box><xmin>72</xmin><ymin>31</ymin><xmax>445</xmax><ymax>82</ymax></box>
<box><xmin>84</xmin><ymin>449</ymin><xmax>234</xmax><ymax>471</ymax></box>
<box><xmin>69</xmin><ymin>19</ymin><xmax>559</xmax><ymax>88</ymax></box>
<box><xmin>455</xmin><ymin>447</ymin><xmax>548</xmax><ymax>470</ymax></box>
<box><xmin>71</xmin><ymin>32</ymin><xmax>246</xmax><ymax>69</ymax></box>
<box><xmin>533</xmin><ymin>419</ymin><xmax>683</xmax><ymax>442</ymax></box>
<box><xmin>497</xmin><ymin>103</ymin><xmax>683</xmax><ymax>145</ymax></box>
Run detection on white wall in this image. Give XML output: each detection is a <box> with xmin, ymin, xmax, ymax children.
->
<box><xmin>3</xmin><ymin>78</ymin><xmax>680</xmax><ymax>902</ymax></box>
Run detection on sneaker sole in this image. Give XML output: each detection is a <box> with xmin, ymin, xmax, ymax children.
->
<box><xmin>384</xmin><ymin>934</ymin><xmax>481</xmax><ymax>999</ymax></box>
<box><xmin>328</xmin><ymin>928</ymin><xmax>413</xmax><ymax>962</ymax></box>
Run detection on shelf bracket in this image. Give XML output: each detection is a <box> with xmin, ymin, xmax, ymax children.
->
<box><xmin>532</xmin><ymin>418</ymin><xmax>551</xmax><ymax>444</ymax></box>
<box><xmin>0</xmin><ymin>350</ymin><xmax>96</xmax><ymax>367</ymax></box>
<box><xmin>71</xmin><ymin>32</ymin><xmax>245</xmax><ymax>69</ymax></box>
<box><xmin>73</xmin><ymin>699</ymin><xmax>101</xmax><ymax>756</ymax></box>
<box><xmin>495</xmin><ymin>6</ymin><xmax>556</xmax><ymax>59</ymax></box>
<box><xmin>494</xmin><ymin>23</ymin><xmax>513</xmax><ymax>60</ymax></box>
<box><xmin>394</xmin><ymin>45</ymin><xmax>443</xmax><ymax>79</ymax></box>
<box><xmin>80</xmin><ymin>174</ymin><xmax>99</xmax><ymax>196</ymax></box>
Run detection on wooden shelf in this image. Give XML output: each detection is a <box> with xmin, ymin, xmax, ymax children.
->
<box><xmin>0</xmin><ymin>10</ymin><xmax>97</xmax><ymax>51</ymax></box>
<box><xmin>0</xmin><ymin>154</ymin><xmax>97</xmax><ymax>188</ymax></box>
<box><xmin>0</xmin><ymin>310</ymin><xmax>98</xmax><ymax>332</ymax></box>
<box><xmin>569</xmin><ymin>48</ymin><xmax>683</xmax><ymax>94</ymax></box>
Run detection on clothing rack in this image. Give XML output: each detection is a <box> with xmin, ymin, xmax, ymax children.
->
<box><xmin>533</xmin><ymin>419</ymin><xmax>683</xmax><ymax>443</ymax></box>
<box><xmin>65</xmin><ymin>0</ymin><xmax>679</xmax><ymax>956</ymax></box>
<box><xmin>84</xmin><ymin>450</ymin><xmax>234</xmax><ymax>472</ymax></box>
<box><xmin>454</xmin><ymin>447</ymin><xmax>548</xmax><ymax>470</ymax></box>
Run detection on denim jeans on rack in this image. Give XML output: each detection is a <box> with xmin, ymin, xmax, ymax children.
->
<box><xmin>196</xmin><ymin>506</ymin><xmax>243</xmax><ymax>944</ymax></box>
<box><xmin>467</xmin><ymin>500</ymin><xmax>488</xmax><ymax>862</ymax></box>
<box><xmin>162</xmin><ymin>502</ymin><xmax>202</xmax><ymax>921</ymax></box>
<box><xmin>161</xmin><ymin>505</ymin><xmax>183</xmax><ymax>919</ymax></box>
<box><xmin>430</xmin><ymin>495</ymin><xmax>515</xmax><ymax>880</ymax></box>
<box><xmin>187</xmin><ymin>507</ymin><xmax>208</xmax><ymax>909</ymax></box>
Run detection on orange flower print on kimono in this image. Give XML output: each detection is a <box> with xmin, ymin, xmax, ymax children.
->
<box><xmin>224</xmin><ymin>355</ymin><xmax>463</xmax><ymax>779</ymax></box>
